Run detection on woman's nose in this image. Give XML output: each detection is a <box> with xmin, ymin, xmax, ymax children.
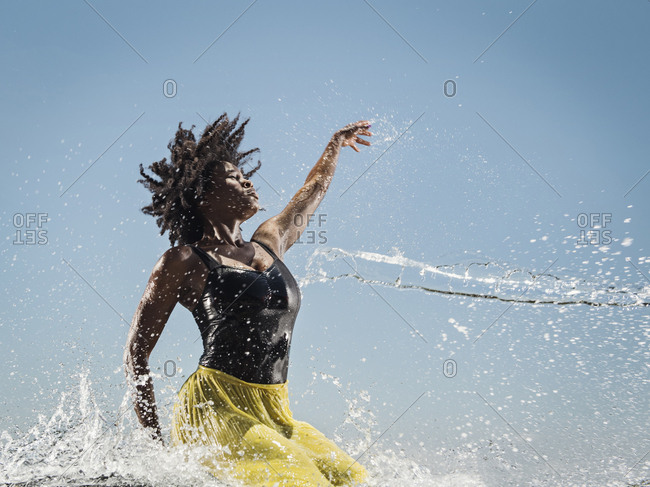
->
<box><xmin>242</xmin><ymin>179</ymin><xmax>252</xmax><ymax>189</ymax></box>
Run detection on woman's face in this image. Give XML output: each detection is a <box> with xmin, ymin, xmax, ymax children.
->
<box><xmin>201</xmin><ymin>161</ymin><xmax>260</xmax><ymax>220</ymax></box>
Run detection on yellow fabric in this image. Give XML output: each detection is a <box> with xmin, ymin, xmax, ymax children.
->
<box><xmin>171</xmin><ymin>365</ymin><xmax>368</xmax><ymax>486</ymax></box>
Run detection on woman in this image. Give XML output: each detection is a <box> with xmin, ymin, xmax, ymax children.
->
<box><xmin>125</xmin><ymin>113</ymin><xmax>371</xmax><ymax>486</ymax></box>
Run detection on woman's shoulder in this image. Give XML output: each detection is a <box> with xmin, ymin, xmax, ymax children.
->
<box><xmin>153</xmin><ymin>244</ymin><xmax>202</xmax><ymax>274</ymax></box>
<box><xmin>251</xmin><ymin>224</ymin><xmax>284</xmax><ymax>259</ymax></box>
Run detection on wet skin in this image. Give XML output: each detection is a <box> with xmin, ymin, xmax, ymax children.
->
<box><xmin>124</xmin><ymin>121</ymin><xmax>372</xmax><ymax>441</ymax></box>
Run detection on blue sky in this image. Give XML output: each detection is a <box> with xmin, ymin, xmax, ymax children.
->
<box><xmin>1</xmin><ymin>1</ymin><xmax>649</xmax><ymax>483</ymax></box>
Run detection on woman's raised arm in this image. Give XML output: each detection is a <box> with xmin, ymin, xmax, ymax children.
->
<box><xmin>252</xmin><ymin>121</ymin><xmax>371</xmax><ymax>255</ymax></box>
<box><xmin>124</xmin><ymin>247</ymin><xmax>190</xmax><ymax>442</ymax></box>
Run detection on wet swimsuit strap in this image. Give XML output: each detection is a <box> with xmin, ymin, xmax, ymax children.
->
<box><xmin>190</xmin><ymin>240</ymin><xmax>280</xmax><ymax>270</ymax></box>
<box><xmin>191</xmin><ymin>245</ymin><xmax>218</xmax><ymax>270</ymax></box>
<box><xmin>250</xmin><ymin>239</ymin><xmax>280</xmax><ymax>262</ymax></box>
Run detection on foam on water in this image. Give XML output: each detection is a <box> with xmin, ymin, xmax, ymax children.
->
<box><xmin>6</xmin><ymin>368</ymin><xmax>639</xmax><ymax>487</ymax></box>
<box><xmin>0</xmin><ymin>370</ymin><xmax>485</xmax><ymax>487</ymax></box>
<box><xmin>2</xmin><ymin>342</ymin><xmax>647</xmax><ymax>486</ymax></box>
<box><xmin>0</xmin><ymin>370</ymin><xmax>219</xmax><ymax>486</ymax></box>
<box><xmin>2</xmin><ymin>247</ymin><xmax>648</xmax><ymax>487</ymax></box>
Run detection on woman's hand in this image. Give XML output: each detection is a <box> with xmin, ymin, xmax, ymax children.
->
<box><xmin>333</xmin><ymin>120</ymin><xmax>372</xmax><ymax>152</ymax></box>
<box><xmin>150</xmin><ymin>425</ymin><xmax>165</xmax><ymax>445</ymax></box>
<box><xmin>252</xmin><ymin>119</ymin><xmax>372</xmax><ymax>254</ymax></box>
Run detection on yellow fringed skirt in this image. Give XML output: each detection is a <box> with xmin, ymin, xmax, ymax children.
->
<box><xmin>171</xmin><ymin>366</ymin><xmax>367</xmax><ymax>486</ymax></box>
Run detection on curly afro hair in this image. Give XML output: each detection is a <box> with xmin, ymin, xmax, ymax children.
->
<box><xmin>138</xmin><ymin>113</ymin><xmax>261</xmax><ymax>246</ymax></box>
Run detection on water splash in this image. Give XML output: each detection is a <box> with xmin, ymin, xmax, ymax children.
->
<box><xmin>3</xmin><ymin>369</ymin><xmax>647</xmax><ymax>486</ymax></box>
<box><xmin>300</xmin><ymin>247</ymin><xmax>650</xmax><ymax>308</ymax></box>
<box><xmin>305</xmin><ymin>372</ymin><xmax>486</xmax><ymax>486</ymax></box>
<box><xmin>1</xmin><ymin>370</ymin><xmax>480</xmax><ymax>487</ymax></box>
<box><xmin>0</xmin><ymin>370</ymin><xmax>224</xmax><ymax>487</ymax></box>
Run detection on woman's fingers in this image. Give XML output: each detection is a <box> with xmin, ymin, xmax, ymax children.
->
<box><xmin>355</xmin><ymin>121</ymin><xmax>372</xmax><ymax>138</ymax></box>
<box><xmin>346</xmin><ymin>121</ymin><xmax>371</xmax><ymax>131</ymax></box>
<box><xmin>355</xmin><ymin>136</ymin><xmax>371</xmax><ymax>146</ymax></box>
<box><xmin>342</xmin><ymin>139</ymin><xmax>361</xmax><ymax>152</ymax></box>
<box><xmin>336</xmin><ymin>120</ymin><xmax>372</xmax><ymax>151</ymax></box>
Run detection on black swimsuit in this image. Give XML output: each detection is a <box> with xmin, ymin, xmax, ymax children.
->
<box><xmin>191</xmin><ymin>239</ymin><xmax>301</xmax><ymax>384</ymax></box>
